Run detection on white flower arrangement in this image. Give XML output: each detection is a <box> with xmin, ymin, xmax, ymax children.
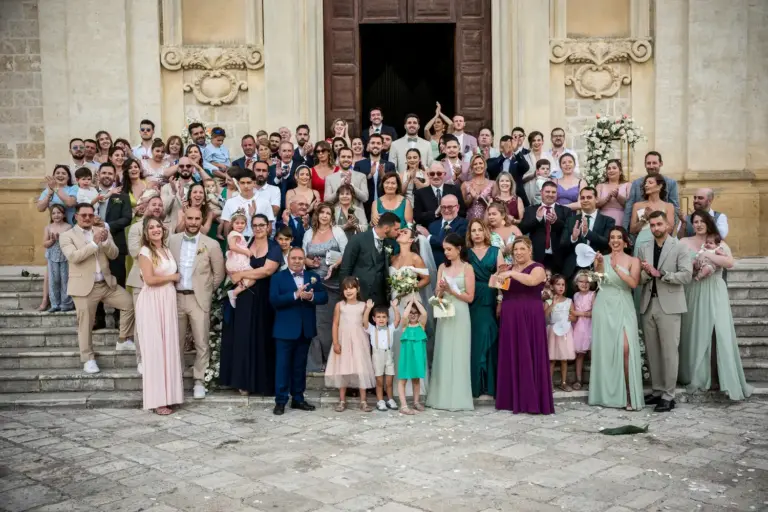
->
<box><xmin>203</xmin><ymin>277</ymin><xmax>232</xmax><ymax>390</ymax></box>
<box><xmin>387</xmin><ymin>267</ymin><xmax>419</xmax><ymax>298</ymax></box>
<box><xmin>582</xmin><ymin>114</ymin><xmax>645</xmax><ymax>187</ymax></box>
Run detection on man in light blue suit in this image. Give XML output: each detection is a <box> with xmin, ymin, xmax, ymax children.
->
<box><xmin>623</xmin><ymin>151</ymin><xmax>680</xmax><ymax>230</ymax></box>
<box><xmin>269</xmin><ymin>247</ymin><xmax>328</xmax><ymax>416</ymax></box>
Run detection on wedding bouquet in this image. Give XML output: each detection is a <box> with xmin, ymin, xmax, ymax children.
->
<box><xmin>388</xmin><ymin>267</ymin><xmax>420</xmax><ymax>298</ymax></box>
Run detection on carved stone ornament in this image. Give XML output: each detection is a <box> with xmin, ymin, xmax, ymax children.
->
<box><xmin>160</xmin><ymin>45</ymin><xmax>265</xmax><ymax>106</ymax></box>
<box><xmin>549</xmin><ymin>39</ymin><xmax>652</xmax><ymax>100</ymax></box>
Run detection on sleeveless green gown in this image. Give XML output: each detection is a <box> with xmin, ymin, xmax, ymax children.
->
<box><xmin>468</xmin><ymin>246</ymin><xmax>499</xmax><ymax>397</ymax></box>
<box><xmin>679</xmin><ymin>246</ymin><xmax>753</xmax><ymax>400</ymax></box>
<box><xmin>588</xmin><ymin>256</ymin><xmax>645</xmax><ymax>410</ymax></box>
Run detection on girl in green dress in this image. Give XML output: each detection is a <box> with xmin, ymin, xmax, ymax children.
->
<box><xmin>467</xmin><ymin>219</ymin><xmax>505</xmax><ymax>398</ymax></box>
<box><xmin>397</xmin><ymin>296</ymin><xmax>429</xmax><ymax>415</ymax></box>
<box><xmin>588</xmin><ymin>227</ymin><xmax>645</xmax><ymax>411</ymax></box>
<box><xmin>678</xmin><ymin>211</ymin><xmax>753</xmax><ymax>400</ymax></box>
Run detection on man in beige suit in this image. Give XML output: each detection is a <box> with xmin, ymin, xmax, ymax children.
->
<box><xmin>60</xmin><ymin>203</ymin><xmax>136</xmax><ymax>374</ymax></box>
<box><xmin>169</xmin><ymin>207</ymin><xmax>225</xmax><ymax>399</ymax></box>
<box><xmin>126</xmin><ymin>195</ymin><xmax>167</xmax><ymax>373</ymax></box>
<box><xmin>324</xmin><ymin>147</ymin><xmax>369</xmax><ymax>208</ymax></box>
<box><xmin>388</xmin><ymin>113</ymin><xmax>434</xmax><ymax>174</ymax></box>
<box><xmin>637</xmin><ymin>210</ymin><xmax>692</xmax><ymax>413</ymax></box>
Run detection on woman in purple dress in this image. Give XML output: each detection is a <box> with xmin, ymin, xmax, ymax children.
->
<box><xmin>493</xmin><ymin>236</ymin><xmax>554</xmax><ymax>414</ymax></box>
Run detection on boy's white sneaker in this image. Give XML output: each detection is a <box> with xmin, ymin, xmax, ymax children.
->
<box><xmin>386</xmin><ymin>399</ymin><xmax>399</xmax><ymax>410</ymax></box>
<box><xmin>84</xmin><ymin>360</ymin><xmax>100</xmax><ymax>374</ymax></box>
<box><xmin>376</xmin><ymin>400</ymin><xmax>387</xmax><ymax>411</ymax></box>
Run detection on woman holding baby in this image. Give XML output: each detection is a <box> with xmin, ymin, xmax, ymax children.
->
<box><xmin>678</xmin><ymin>210</ymin><xmax>752</xmax><ymax>401</ymax></box>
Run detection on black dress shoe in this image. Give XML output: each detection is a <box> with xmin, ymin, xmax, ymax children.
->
<box><xmin>290</xmin><ymin>401</ymin><xmax>315</xmax><ymax>411</ymax></box>
<box><xmin>644</xmin><ymin>394</ymin><xmax>661</xmax><ymax>406</ymax></box>
<box><xmin>273</xmin><ymin>404</ymin><xmax>285</xmax><ymax>415</ymax></box>
<box><xmin>654</xmin><ymin>399</ymin><xmax>675</xmax><ymax>412</ymax></box>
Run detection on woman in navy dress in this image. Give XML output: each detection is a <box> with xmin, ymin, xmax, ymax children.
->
<box><xmin>220</xmin><ymin>214</ymin><xmax>281</xmax><ymax>395</ymax></box>
<box><xmin>494</xmin><ymin>236</ymin><xmax>554</xmax><ymax>414</ymax></box>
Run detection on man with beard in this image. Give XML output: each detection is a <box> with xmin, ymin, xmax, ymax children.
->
<box><xmin>92</xmin><ymin>163</ymin><xmax>132</xmax><ymax>331</ymax></box>
<box><xmin>293</xmin><ymin>124</ymin><xmax>315</xmax><ymax>167</ymax></box>
<box><xmin>233</xmin><ymin>134</ymin><xmax>258</xmax><ymax>170</ymax></box>
<box><xmin>269</xmin><ymin>141</ymin><xmax>300</xmax><ymax>211</ymax></box>
<box><xmin>361</xmin><ymin>107</ymin><xmax>398</xmax><ymax>150</ymax></box>
<box><xmin>68</xmin><ymin>138</ymin><xmax>98</xmax><ymax>178</ymax></box>
<box><xmin>381</xmin><ymin>133</ymin><xmax>393</xmax><ymax>162</ymax></box>
<box><xmin>268</xmin><ymin>132</ymin><xmax>282</xmax><ymax>159</ymax></box>
<box><xmin>353</xmin><ymin>133</ymin><xmax>396</xmax><ymax>220</ymax></box>
<box><xmin>169</xmin><ymin>207</ymin><xmax>225</xmax><ymax>399</ymax></box>
<box><xmin>253</xmin><ymin>160</ymin><xmax>281</xmax><ymax>218</ymax></box>
<box><xmin>132</xmin><ymin>119</ymin><xmax>155</xmax><ymax>161</ymax></box>
<box><xmin>624</xmin><ymin>151</ymin><xmax>680</xmax><ymax>230</ymax></box>
<box><xmin>161</xmin><ymin>156</ymin><xmax>196</xmax><ymax>231</ymax></box>
<box><xmin>389</xmin><ymin>114</ymin><xmax>433</xmax><ymax>173</ymax></box>
<box><xmin>126</xmin><ymin>195</ymin><xmax>166</xmax><ymax>374</ymax></box>
<box><xmin>324</xmin><ymin>147</ymin><xmax>368</xmax><ymax>209</ymax></box>
<box><xmin>187</xmin><ymin>122</ymin><xmax>218</xmax><ymax>177</ymax></box>
<box><xmin>637</xmin><ymin>210</ymin><xmax>692</xmax><ymax>413</ymax></box>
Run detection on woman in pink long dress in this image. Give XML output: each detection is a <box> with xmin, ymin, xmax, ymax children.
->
<box><xmin>136</xmin><ymin>217</ymin><xmax>184</xmax><ymax>415</ymax></box>
<box><xmin>596</xmin><ymin>159</ymin><xmax>630</xmax><ymax>227</ymax></box>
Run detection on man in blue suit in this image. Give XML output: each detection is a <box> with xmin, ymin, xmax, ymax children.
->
<box><xmin>268</xmin><ymin>141</ymin><xmax>300</xmax><ymax>212</ymax></box>
<box><xmin>417</xmin><ymin>194</ymin><xmax>468</xmax><ymax>267</ymax></box>
<box><xmin>232</xmin><ymin>134</ymin><xmax>257</xmax><ymax>169</ymax></box>
<box><xmin>273</xmin><ymin>196</ymin><xmax>309</xmax><ymax>248</ymax></box>
<box><xmin>270</xmin><ymin>247</ymin><xmax>328</xmax><ymax>415</ymax></box>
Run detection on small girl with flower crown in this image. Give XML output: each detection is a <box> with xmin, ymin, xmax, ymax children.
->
<box><xmin>225</xmin><ymin>209</ymin><xmax>253</xmax><ymax>307</ymax></box>
<box><xmin>545</xmin><ymin>274</ymin><xmax>575</xmax><ymax>391</ymax></box>
<box><xmin>571</xmin><ymin>270</ymin><xmax>595</xmax><ymax>390</ymax></box>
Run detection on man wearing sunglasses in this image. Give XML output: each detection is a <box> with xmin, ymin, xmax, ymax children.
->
<box><xmin>132</xmin><ymin>119</ymin><xmax>156</xmax><ymax>160</ymax></box>
<box><xmin>413</xmin><ymin>162</ymin><xmax>465</xmax><ymax>228</ymax></box>
<box><xmin>60</xmin><ymin>203</ymin><xmax>136</xmax><ymax>375</ymax></box>
<box><xmin>68</xmin><ymin>138</ymin><xmax>98</xmax><ymax>178</ymax></box>
<box><xmin>160</xmin><ymin>156</ymin><xmax>196</xmax><ymax>231</ymax></box>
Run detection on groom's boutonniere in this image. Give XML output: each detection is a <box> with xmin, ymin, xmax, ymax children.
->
<box><xmin>310</xmin><ymin>277</ymin><xmax>317</xmax><ymax>285</ymax></box>
<box><xmin>112</xmin><ymin>197</ymin><xmax>122</xmax><ymax>204</ymax></box>
<box><xmin>196</xmin><ymin>246</ymin><xmax>206</xmax><ymax>256</ymax></box>
<box><xmin>384</xmin><ymin>246</ymin><xmax>393</xmax><ymax>256</ymax></box>
<box><xmin>443</xmin><ymin>224</ymin><xmax>452</xmax><ymax>233</ymax></box>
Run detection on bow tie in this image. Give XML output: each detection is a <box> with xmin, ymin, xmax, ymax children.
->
<box><xmin>377</xmin><ymin>326</ymin><xmax>388</xmax><ymax>331</ymax></box>
<box><xmin>407</xmin><ymin>137</ymin><xmax>417</xmax><ymax>143</ymax></box>
<box><xmin>292</xmin><ymin>271</ymin><xmax>304</xmax><ymax>278</ymax></box>
<box><xmin>182</xmin><ymin>234</ymin><xmax>197</xmax><ymax>242</ymax></box>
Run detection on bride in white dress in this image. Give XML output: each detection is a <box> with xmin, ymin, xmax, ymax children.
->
<box><xmin>388</xmin><ymin>226</ymin><xmax>437</xmax><ymax>394</ymax></box>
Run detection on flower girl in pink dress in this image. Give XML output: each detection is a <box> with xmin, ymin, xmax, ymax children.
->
<box><xmin>571</xmin><ymin>270</ymin><xmax>596</xmax><ymax>390</ymax></box>
<box><xmin>225</xmin><ymin>209</ymin><xmax>253</xmax><ymax>308</ymax></box>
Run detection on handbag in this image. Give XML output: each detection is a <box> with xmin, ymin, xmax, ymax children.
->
<box><xmin>429</xmin><ymin>296</ymin><xmax>455</xmax><ymax>318</ymax></box>
<box><xmin>489</xmin><ymin>275</ymin><xmax>510</xmax><ymax>291</ymax></box>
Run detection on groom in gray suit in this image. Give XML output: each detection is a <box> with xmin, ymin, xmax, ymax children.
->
<box><xmin>637</xmin><ymin>210</ymin><xmax>692</xmax><ymax>413</ymax></box>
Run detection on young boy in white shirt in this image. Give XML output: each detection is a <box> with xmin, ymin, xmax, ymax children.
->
<box><xmin>74</xmin><ymin>167</ymin><xmax>99</xmax><ymax>205</ymax></box>
<box><xmin>365</xmin><ymin>302</ymin><xmax>401</xmax><ymax>411</ymax></box>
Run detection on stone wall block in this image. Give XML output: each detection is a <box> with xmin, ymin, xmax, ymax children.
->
<box><xmin>16</xmin><ymin>143</ymin><xmax>44</xmax><ymax>159</ymax></box>
<box><xmin>0</xmin><ymin>72</ymin><xmax>34</xmax><ymax>89</ymax></box>
<box><xmin>9</xmin><ymin>20</ymin><xmax>38</xmax><ymax>39</ymax></box>
<box><xmin>17</xmin><ymin>159</ymin><xmax>44</xmax><ymax>175</ymax></box>
<box><xmin>28</xmin><ymin>125</ymin><xmax>44</xmax><ymax>142</ymax></box>
<box><xmin>0</xmin><ymin>160</ymin><xmax>17</xmax><ymax>176</ymax></box>
<box><xmin>0</xmin><ymin>39</ymin><xmax>27</xmax><ymax>55</ymax></box>
<box><xmin>0</xmin><ymin>91</ymin><xmax>13</xmax><ymax>106</ymax></box>
<box><xmin>13</xmin><ymin>90</ymin><xmax>41</xmax><ymax>106</ymax></box>
<box><xmin>0</xmin><ymin>143</ymin><xmax>15</xmax><ymax>159</ymax></box>
<box><xmin>0</xmin><ymin>107</ymin><xmax>27</xmax><ymax>123</ymax></box>
<box><xmin>22</xmin><ymin>1</ymin><xmax>38</xmax><ymax>20</ymax></box>
<box><xmin>13</xmin><ymin>54</ymin><xmax>40</xmax><ymax>71</ymax></box>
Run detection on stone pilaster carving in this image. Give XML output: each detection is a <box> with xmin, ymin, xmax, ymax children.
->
<box><xmin>550</xmin><ymin>38</ymin><xmax>652</xmax><ymax>99</ymax></box>
<box><xmin>160</xmin><ymin>45</ymin><xmax>265</xmax><ymax>106</ymax></box>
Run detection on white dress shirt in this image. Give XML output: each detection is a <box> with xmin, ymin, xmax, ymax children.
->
<box><xmin>367</xmin><ymin>323</ymin><xmax>395</xmax><ymax>350</ymax></box>
<box><xmin>221</xmin><ymin>194</ymin><xmax>275</xmax><ymax>237</ymax></box>
<box><xmin>76</xmin><ymin>226</ymin><xmax>104</xmax><ymax>281</ymax></box>
<box><xmin>132</xmin><ymin>144</ymin><xmax>152</xmax><ymax>161</ymax></box>
<box><xmin>253</xmin><ymin>183</ymin><xmax>281</xmax><ymax>211</ymax></box>
<box><xmin>711</xmin><ymin>209</ymin><xmax>729</xmax><ymax>239</ymax></box>
<box><xmin>571</xmin><ymin>212</ymin><xmax>596</xmax><ymax>243</ymax></box>
<box><xmin>177</xmin><ymin>233</ymin><xmax>199</xmax><ymax>291</ymax></box>
<box><xmin>292</xmin><ymin>269</ymin><xmax>305</xmax><ymax>299</ymax></box>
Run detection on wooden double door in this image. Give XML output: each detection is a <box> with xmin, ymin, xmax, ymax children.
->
<box><xmin>323</xmin><ymin>0</ymin><xmax>492</xmax><ymax>137</ymax></box>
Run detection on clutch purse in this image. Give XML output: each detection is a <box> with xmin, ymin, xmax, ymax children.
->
<box><xmin>489</xmin><ymin>275</ymin><xmax>510</xmax><ymax>291</ymax></box>
<box><xmin>429</xmin><ymin>296</ymin><xmax>455</xmax><ymax>318</ymax></box>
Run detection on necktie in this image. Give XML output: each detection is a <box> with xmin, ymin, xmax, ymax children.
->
<box><xmin>584</xmin><ymin>214</ymin><xmax>592</xmax><ymax>231</ymax></box>
<box><xmin>442</xmin><ymin>221</ymin><xmax>450</xmax><ymax>232</ymax></box>
<box><xmin>375</xmin><ymin>127</ymin><xmax>380</xmax><ymax>134</ymax></box>
<box><xmin>375</xmin><ymin>238</ymin><xmax>383</xmax><ymax>253</ymax></box>
<box><xmin>245</xmin><ymin>157</ymin><xmax>252</xmax><ymax>168</ymax></box>
<box><xmin>544</xmin><ymin>206</ymin><xmax>552</xmax><ymax>250</ymax></box>
<box><xmin>435</xmin><ymin>188</ymin><xmax>442</xmax><ymax>203</ymax></box>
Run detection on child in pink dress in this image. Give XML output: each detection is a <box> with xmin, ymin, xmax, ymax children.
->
<box><xmin>571</xmin><ymin>270</ymin><xmax>596</xmax><ymax>390</ymax></box>
<box><xmin>545</xmin><ymin>275</ymin><xmax>575</xmax><ymax>392</ymax></box>
<box><xmin>225</xmin><ymin>210</ymin><xmax>253</xmax><ymax>308</ymax></box>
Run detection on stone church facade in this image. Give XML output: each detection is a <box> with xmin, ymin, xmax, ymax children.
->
<box><xmin>0</xmin><ymin>0</ymin><xmax>766</xmax><ymax>264</ymax></box>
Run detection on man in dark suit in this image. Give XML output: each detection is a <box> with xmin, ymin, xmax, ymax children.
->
<box><xmin>274</xmin><ymin>196</ymin><xmax>309</xmax><ymax>248</ymax></box>
<box><xmin>361</xmin><ymin>107</ymin><xmax>398</xmax><ymax>152</ymax></box>
<box><xmin>232</xmin><ymin>134</ymin><xmax>257</xmax><ymax>169</ymax></box>
<box><xmin>268</xmin><ymin>141</ymin><xmax>300</xmax><ymax>210</ymax></box>
<box><xmin>560</xmin><ymin>187</ymin><xmax>615</xmax><ymax>284</ymax></box>
<box><xmin>413</xmin><ymin>162</ymin><xmax>465</xmax><ymax>228</ymax></box>
<box><xmin>270</xmin><ymin>247</ymin><xmax>328</xmax><ymax>415</ymax></box>
<box><xmin>93</xmin><ymin>163</ymin><xmax>132</xmax><ymax>329</ymax></box>
<box><xmin>353</xmin><ymin>133</ymin><xmax>396</xmax><ymax>221</ymax></box>
<box><xmin>418</xmin><ymin>194</ymin><xmax>468</xmax><ymax>267</ymax></box>
<box><xmin>519</xmin><ymin>181</ymin><xmax>570</xmax><ymax>273</ymax></box>
<box><xmin>488</xmin><ymin>133</ymin><xmax>530</xmax><ymax>206</ymax></box>
<box><xmin>339</xmin><ymin>212</ymin><xmax>400</xmax><ymax>306</ymax></box>
<box><xmin>292</xmin><ymin>124</ymin><xmax>315</xmax><ymax>167</ymax></box>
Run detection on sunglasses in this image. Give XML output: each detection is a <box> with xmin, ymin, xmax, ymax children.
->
<box><xmin>441</xmin><ymin>205</ymin><xmax>458</xmax><ymax>210</ymax></box>
<box><xmin>71</xmin><ymin>145</ymin><xmax>85</xmax><ymax>150</ymax></box>
<box><xmin>427</xmin><ymin>172</ymin><xmax>444</xmax><ymax>177</ymax></box>
<box><xmin>140</xmin><ymin>127</ymin><xmax>152</xmax><ymax>132</ymax></box>
<box><xmin>78</xmin><ymin>213</ymin><xmax>95</xmax><ymax>218</ymax></box>
<box><xmin>178</xmin><ymin>164</ymin><xmax>193</xmax><ymax>169</ymax></box>
<box><xmin>315</xmin><ymin>149</ymin><xmax>328</xmax><ymax>154</ymax></box>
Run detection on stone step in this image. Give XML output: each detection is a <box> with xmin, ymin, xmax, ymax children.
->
<box><xmin>738</xmin><ymin>338</ymin><xmax>768</xmax><ymax>359</ymax></box>
<box><xmin>727</xmin><ymin>282</ymin><xmax>768</xmax><ymax>300</ymax></box>
<box><xmin>0</xmin><ymin>292</ymin><xmax>45</xmax><ymax>310</ymax></box>
<box><xmin>0</xmin><ymin>368</ymin><xmax>193</xmax><ymax>393</ymax></box>
<box><xmin>742</xmin><ymin>359</ymin><xmax>768</xmax><ymax>382</ymax></box>
<box><xmin>729</xmin><ymin>300</ymin><xmax>768</xmax><ymax>318</ymax></box>
<box><xmin>733</xmin><ymin>318</ymin><xmax>768</xmax><ymax>337</ymax></box>
<box><xmin>0</xmin><ymin>276</ymin><xmax>44</xmax><ymax>293</ymax></box>
<box><xmin>0</xmin><ymin>310</ymin><xmax>116</xmax><ymax>329</ymax></box>
<box><xmin>0</xmin><ymin>327</ymin><xmax>119</xmax><ymax>348</ymax></box>
<box><xmin>0</xmin><ymin>346</ymin><xmax>195</xmax><ymax>370</ymax></box>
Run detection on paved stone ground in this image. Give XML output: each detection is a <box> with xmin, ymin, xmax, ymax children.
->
<box><xmin>1</xmin><ymin>400</ymin><xmax>767</xmax><ymax>512</ymax></box>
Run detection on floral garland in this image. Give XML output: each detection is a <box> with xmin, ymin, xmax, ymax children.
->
<box><xmin>582</xmin><ymin>114</ymin><xmax>644</xmax><ymax>187</ymax></box>
<box><xmin>203</xmin><ymin>278</ymin><xmax>233</xmax><ymax>390</ymax></box>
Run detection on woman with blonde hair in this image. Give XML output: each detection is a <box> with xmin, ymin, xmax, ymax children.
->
<box><xmin>303</xmin><ymin>202</ymin><xmax>349</xmax><ymax>371</ymax></box>
<box><xmin>310</xmin><ymin>141</ymin><xmax>339</xmax><ymax>202</ymax></box>
<box><xmin>462</xmin><ymin>154</ymin><xmax>494</xmax><ymax>221</ymax></box>
<box><xmin>286</xmin><ymin>165</ymin><xmax>321</xmax><ymax>214</ymax></box>
<box><xmin>486</xmin><ymin>201</ymin><xmax>522</xmax><ymax>264</ymax></box>
<box><xmin>135</xmin><ymin>216</ymin><xmax>183</xmax><ymax>415</ymax></box>
<box><xmin>327</xmin><ymin>118</ymin><xmax>351</xmax><ymax>147</ymax></box>
<box><xmin>492</xmin><ymin>171</ymin><xmax>524</xmax><ymax>224</ymax></box>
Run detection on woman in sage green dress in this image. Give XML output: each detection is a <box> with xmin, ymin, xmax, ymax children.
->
<box><xmin>467</xmin><ymin>219</ymin><xmax>505</xmax><ymax>398</ymax></box>
<box><xmin>588</xmin><ymin>227</ymin><xmax>645</xmax><ymax>411</ymax></box>
<box><xmin>427</xmin><ymin>233</ymin><xmax>475</xmax><ymax>411</ymax></box>
<box><xmin>678</xmin><ymin>211</ymin><xmax>752</xmax><ymax>400</ymax></box>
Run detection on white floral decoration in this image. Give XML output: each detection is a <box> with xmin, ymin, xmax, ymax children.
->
<box><xmin>582</xmin><ymin>114</ymin><xmax>645</xmax><ymax>186</ymax></box>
